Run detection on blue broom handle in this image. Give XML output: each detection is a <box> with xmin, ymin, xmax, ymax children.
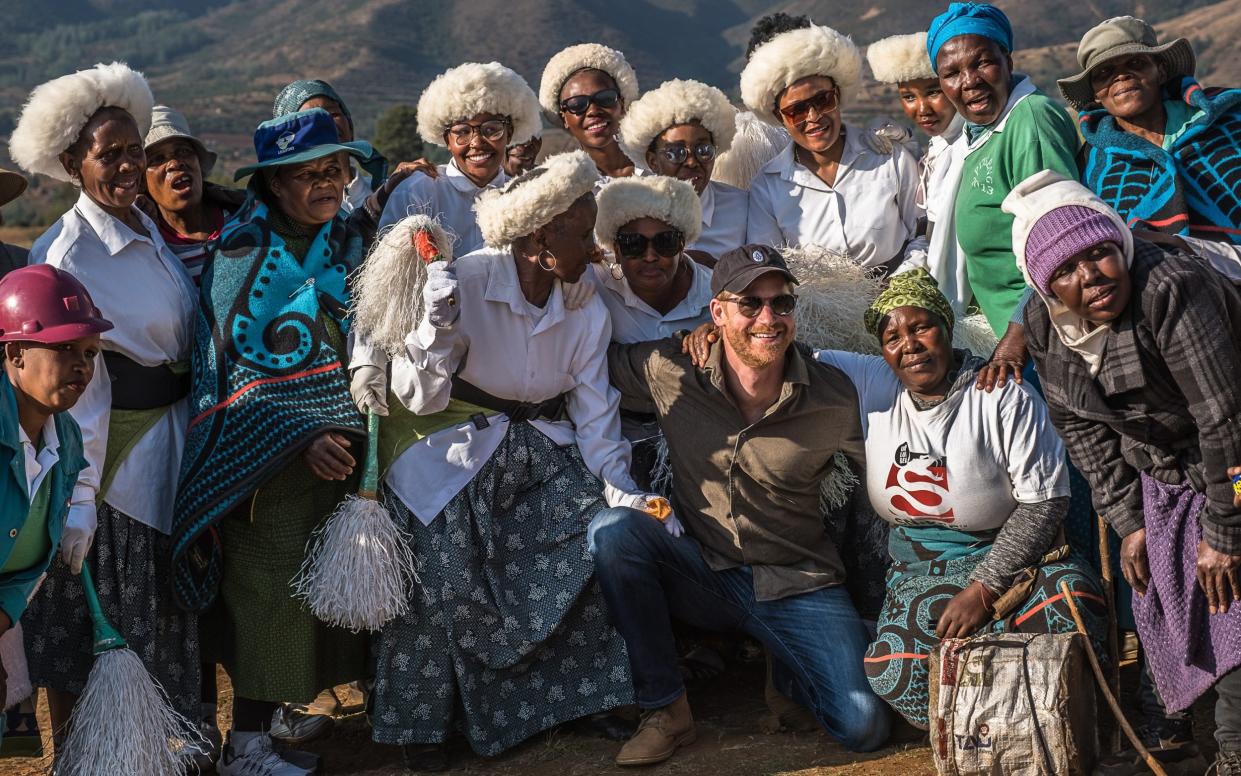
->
<box><xmin>79</xmin><ymin>561</ymin><xmax>127</xmax><ymax>654</ymax></box>
<box><xmin>360</xmin><ymin>410</ymin><xmax>380</xmax><ymax>499</ymax></box>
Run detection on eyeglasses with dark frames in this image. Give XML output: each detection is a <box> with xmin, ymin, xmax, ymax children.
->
<box><xmin>720</xmin><ymin>293</ymin><xmax>797</xmax><ymax>318</ymax></box>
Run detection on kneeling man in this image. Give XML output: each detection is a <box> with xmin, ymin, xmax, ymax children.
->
<box><xmin>592</xmin><ymin>245</ymin><xmax>889</xmax><ymax>766</ymax></box>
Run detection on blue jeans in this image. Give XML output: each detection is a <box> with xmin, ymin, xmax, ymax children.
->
<box><xmin>587</xmin><ymin>507</ymin><xmax>891</xmax><ymax>752</ymax></box>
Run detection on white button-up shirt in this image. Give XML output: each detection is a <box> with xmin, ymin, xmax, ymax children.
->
<box><xmin>591</xmin><ymin>258</ymin><xmax>713</xmax><ymax>344</ymax></box>
<box><xmin>746</xmin><ymin>125</ymin><xmax>920</xmax><ymax>271</ymax></box>
<box><xmin>690</xmin><ymin>181</ymin><xmax>749</xmax><ymax>258</ymax></box>
<box><xmin>371</xmin><ymin>247</ymin><xmax>643</xmax><ymax>523</ymax></box>
<box><xmin>18</xmin><ymin>415</ymin><xmax>59</xmax><ymax>499</ymax></box>
<box><xmin>31</xmin><ymin>192</ymin><xmax>196</xmax><ymax>533</ymax></box>
<box><xmin>379</xmin><ymin>159</ymin><xmax>507</xmax><ymax>257</ymax></box>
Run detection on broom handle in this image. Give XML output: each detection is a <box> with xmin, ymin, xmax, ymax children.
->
<box><xmin>1097</xmin><ymin>513</ymin><xmax>1122</xmax><ymax>752</ymax></box>
<box><xmin>1059</xmin><ymin>581</ymin><xmax>1167</xmax><ymax>776</ymax></box>
<box><xmin>79</xmin><ymin>561</ymin><xmax>127</xmax><ymax>654</ymax></box>
<box><xmin>359</xmin><ymin>410</ymin><xmax>380</xmax><ymax>500</ymax></box>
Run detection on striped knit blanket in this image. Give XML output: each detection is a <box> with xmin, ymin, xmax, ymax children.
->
<box><xmin>1080</xmin><ymin>77</ymin><xmax>1241</xmax><ymax>245</ymax></box>
<box><xmin>170</xmin><ymin>193</ymin><xmax>367</xmax><ymax>612</ymax></box>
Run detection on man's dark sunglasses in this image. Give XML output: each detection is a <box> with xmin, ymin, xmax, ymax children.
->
<box><xmin>722</xmin><ymin>293</ymin><xmax>797</xmax><ymax>318</ymax></box>
<box><xmin>656</xmin><ymin>142</ymin><xmax>717</xmax><ymax>167</ymax></box>
<box><xmin>559</xmin><ymin>88</ymin><xmax>621</xmax><ymax>116</ymax></box>
<box><xmin>616</xmin><ymin>230</ymin><xmax>684</xmax><ymax>259</ymax></box>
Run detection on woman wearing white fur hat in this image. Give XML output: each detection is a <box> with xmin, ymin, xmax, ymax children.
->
<box><xmin>540</xmin><ymin>43</ymin><xmax>641</xmax><ymax>184</ymax></box>
<box><xmin>379</xmin><ymin>61</ymin><xmax>541</xmax><ymax>256</ymax></box>
<box><xmin>866</xmin><ymin>31</ymin><xmax>963</xmax><ymax>226</ymax></box>
<box><xmin>618</xmin><ymin>79</ymin><xmax>748</xmax><ymax>260</ymax></box>
<box><xmin>592</xmin><ymin>175</ymin><xmax>710</xmax><ymax>489</ymax></box>
<box><xmin>362</xmin><ymin>150</ymin><xmax>649</xmax><ymax>769</ymax></box>
<box><xmin>8</xmin><ymin>62</ymin><xmax>201</xmax><ymax>747</ymax></box>
<box><xmin>742</xmin><ymin>13</ymin><xmax>920</xmax><ymax>277</ymax></box>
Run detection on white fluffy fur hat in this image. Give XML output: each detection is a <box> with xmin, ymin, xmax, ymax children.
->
<box><xmin>474</xmin><ymin>150</ymin><xmax>599</xmax><ymax>247</ymax></box>
<box><xmin>538</xmin><ymin>43</ymin><xmax>640</xmax><ymax>119</ymax></box>
<box><xmin>416</xmin><ymin>62</ymin><xmax>542</xmax><ymax>148</ymax></box>
<box><xmin>10</xmin><ymin>62</ymin><xmax>154</xmax><ymax>182</ymax></box>
<box><xmin>866</xmin><ymin>32</ymin><xmax>936</xmax><ymax>84</ymax></box>
<box><xmin>618</xmin><ymin>79</ymin><xmax>737</xmax><ymax>168</ymax></box>
<box><xmin>594</xmin><ymin>175</ymin><xmax>702</xmax><ymax>248</ymax></box>
<box><xmin>740</xmin><ymin>25</ymin><xmax>862</xmax><ymax>126</ymax></box>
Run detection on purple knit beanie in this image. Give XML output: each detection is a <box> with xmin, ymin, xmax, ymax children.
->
<box><xmin>1024</xmin><ymin>205</ymin><xmax>1125</xmax><ymax>294</ymax></box>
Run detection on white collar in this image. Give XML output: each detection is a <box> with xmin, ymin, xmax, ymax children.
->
<box><xmin>770</xmin><ymin>124</ymin><xmax>868</xmax><ymax>193</ymax></box>
<box><xmin>601</xmin><ymin>256</ymin><xmax>713</xmax><ymax>321</ymax></box>
<box><xmin>965</xmin><ymin>76</ymin><xmax>1038</xmax><ymax>151</ymax></box>
<box><xmin>445</xmin><ymin>158</ymin><xmax>507</xmax><ymax>195</ymax></box>
<box><xmin>483</xmin><ymin>250</ymin><xmax>567</xmax><ymax>334</ymax></box>
<box><xmin>17</xmin><ymin>413</ymin><xmax>59</xmax><ymax>456</ymax></box>
<box><xmin>73</xmin><ymin>191</ymin><xmax>160</xmax><ymax>257</ymax></box>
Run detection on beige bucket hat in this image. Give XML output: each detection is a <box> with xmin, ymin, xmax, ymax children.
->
<box><xmin>1057</xmin><ymin>16</ymin><xmax>1195</xmax><ymax>111</ymax></box>
<box><xmin>144</xmin><ymin>105</ymin><xmax>218</xmax><ymax>176</ymax></box>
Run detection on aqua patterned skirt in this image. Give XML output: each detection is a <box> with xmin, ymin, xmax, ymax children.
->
<box><xmin>371</xmin><ymin>422</ymin><xmax>633</xmax><ymax>756</ymax></box>
<box><xmin>863</xmin><ymin>526</ymin><xmax>1107</xmax><ymax>729</ymax></box>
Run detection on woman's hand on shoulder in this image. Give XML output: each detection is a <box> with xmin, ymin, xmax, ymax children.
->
<box><xmin>376</xmin><ymin>159</ymin><xmax>438</xmax><ymax>210</ymax></box>
<box><xmin>680</xmin><ymin>322</ymin><xmax>719</xmax><ymax>368</ymax></box>
<box><xmin>975</xmin><ymin>322</ymin><xmax>1027</xmax><ymax>392</ymax></box>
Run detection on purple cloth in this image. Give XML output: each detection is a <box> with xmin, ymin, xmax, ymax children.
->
<box><xmin>1134</xmin><ymin>473</ymin><xmax>1241</xmax><ymax>712</ymax></box>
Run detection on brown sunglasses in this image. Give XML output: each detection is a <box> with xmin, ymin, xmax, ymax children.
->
<box><xmin>778</xmin><ymin>89</ymin><xmax>840</xmax><ymax>125</ymax></box>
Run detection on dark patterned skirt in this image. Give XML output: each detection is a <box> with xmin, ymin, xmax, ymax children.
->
<box><xmin>22</xmin><ymin>503</ymin><xmax>199</xmax><ymax>722</ymax></box>
<box><xmin>371</xmin><ymin>422</ymin><xmax>633</xmax><ymax>756</ymax></box>
<box><xmin>863</xmin><ymin>530</ymin><xmax>1107</xmax><ymax>729</ymax></box>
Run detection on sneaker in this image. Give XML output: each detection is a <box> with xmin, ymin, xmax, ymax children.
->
<box><xmin>218</xmin><ymin>733</ymin><xmax>315</xmax><ymax>776</ymax></box>
<box><xmin>269</xmin><ymin>704</ymin><xmax>334</xmax><ymax>746</ymax></box>
<box><xmin>186</xmin><ymin>713</ymin><xmax>224</xmax><ymax>772</ymax></box>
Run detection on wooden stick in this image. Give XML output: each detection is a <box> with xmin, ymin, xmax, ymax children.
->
<box><xmin>1059</xmin><ymin>581</ymin><xmax>1167</xmax><ymax>776</ymax></box>
<box><xmin>1097</xmin><ymin>514</ymin><xmax>1123</xmax><ymax>753</ymax></box>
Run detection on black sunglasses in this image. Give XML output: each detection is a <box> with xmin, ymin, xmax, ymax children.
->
<box><xmin>722</xmin><ymin>293</ymin><xmax>797</xmax><ymax>318</ymax></box>
<box><xmin>655</xmin><ymin>142</ymin><xmax>717</xmax><ymax>167</ymax></box>
<box><xmin>559</xmin><ymin>88</ymin><xmax>621</xmax><ymax>116</ymax></box>
<box><xmin>615</xmin><ymin>230</ymin><xmax>684</xmax><ymax>259</ymax></box>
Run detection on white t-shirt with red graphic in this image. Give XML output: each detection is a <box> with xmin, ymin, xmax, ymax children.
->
<box><xmin>815</xmin><ymin>350</ymin><xmax>1068</xmax><ymax>531</ymax></box>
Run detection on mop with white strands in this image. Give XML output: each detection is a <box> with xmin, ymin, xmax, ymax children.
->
<box><xmin>291</xmin><ymin>214</ymin><xmax>449</xmax><ymax>632</ymax></box>
<box><xmin>54</xmin><ymin>561</ymin><xmax>204</xmax><ymax>776</ymax></box>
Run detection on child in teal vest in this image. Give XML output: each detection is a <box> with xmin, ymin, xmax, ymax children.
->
<box><xmin>0</xmin><ymin>264</ymin><xmax>111</xmax><ymax>721</ymax></box>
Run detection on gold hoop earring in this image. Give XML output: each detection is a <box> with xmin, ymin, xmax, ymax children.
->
<box><xmin>609</xmin><ymin>262</ymin><xmax>624</xmax><ymax>281</ymax></box>
<box><xmin>537</xmin><ymin>250</ymin><xmax>558</xmax><ymax>272</ymax></box>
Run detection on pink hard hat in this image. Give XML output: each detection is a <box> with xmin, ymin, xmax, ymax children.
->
<box><xmin>0</xmin><ymin>265</ymin><xmax>113</xmax><ymax>344</ymax></box>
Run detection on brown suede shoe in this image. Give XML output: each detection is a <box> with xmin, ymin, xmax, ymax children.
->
<box><xmin>615</xmin><ymin>693</ymin><xmax>697</xmax><ymax>767</ymax></box>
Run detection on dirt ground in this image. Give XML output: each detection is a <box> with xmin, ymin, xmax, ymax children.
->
<box><xmin>1</xmin><ymin>659</ymin><xmax>938</xmax><ymax>776</ymax></box>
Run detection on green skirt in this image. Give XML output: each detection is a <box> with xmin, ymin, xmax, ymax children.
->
<box><xmin>203</xmin><ymin>452</ymin><xmax>366</xmax><ymax>702</ymax></box>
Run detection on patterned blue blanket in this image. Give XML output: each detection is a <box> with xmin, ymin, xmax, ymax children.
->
<box><xmin>171</xmin><ymin>193</ymin><xmax>368</xmax><ymax>612</ymax></box>
<box><xmin>1080</xmin><ymin>77</ymin><xmax>1241</xmax><ymax>244</ymax></box>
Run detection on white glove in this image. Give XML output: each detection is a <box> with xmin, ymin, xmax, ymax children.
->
<box><xmin>862</xmin><ymin>116</ymin><xmax>917</xmax><ymax>156</ymax></box>
<box><xmin>561</xmin><ymin>276</ymin><xmax>596</xmax><ymax>310</ymax></box>
<box><xmin>626</xmin><ymin>493</ymin><xmax>684</xmax><ymax>537</ymax></box>
<box><xmin>349</xmin><ymin>364</ymin><xmax>389</xmax><ymax>416</ymax></box>
<box><xmin>61</xmin><ymin>504</ymin><xmax>97</xmax><ymax>575</ymax></box>
<box><xmin>423</xmin><ymin>262</ymin><xmax>459</xmax><ymax>328</ymax></box>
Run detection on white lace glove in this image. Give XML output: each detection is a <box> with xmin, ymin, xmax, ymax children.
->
<box><xmin>349</xmin><ymin>364</ymin><xmax>389</xmax><ymax>416</ymax></box>
<box><xmin>561</xmin><ymin>277</ymin><xmax>596</xmax><ymax>310</ymax></box>
<box><xmin>423</xmin><ymin>261</ymin><xmax>459</xmax><ymax>328</ymax></box>
<box><xmin>863</xmin><ymin>116</ymin><xmax>917</xmax><ymax>156</ymax></box>
<box><xmin>61</xmin><ymin>504</ymin><xmax>97</xmax><ymax>574</ymax></box>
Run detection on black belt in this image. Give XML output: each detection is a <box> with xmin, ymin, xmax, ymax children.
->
<box><xmin>450</xmin><ymin>375</ymin><xmax>568</xmax><ymax>424</ymax></box>
<box><xmin>103</xmin><ymin>351</ymin><xmax>190</xmax><ymax>410</ymax></box>
<box><xmin>619</xmin><ymin>408</ymin><xmax>658</xmax><ymax>424</ymax></box>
